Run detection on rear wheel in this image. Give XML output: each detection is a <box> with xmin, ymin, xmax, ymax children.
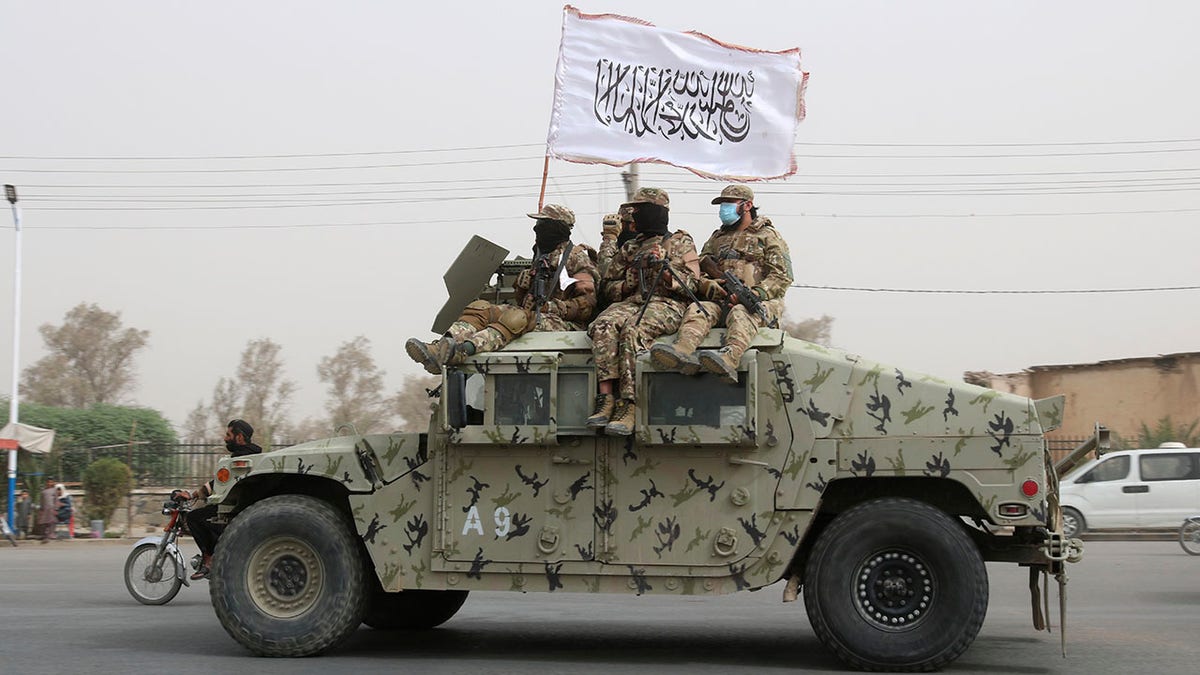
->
<box><xmin>1060</xmin><ymin>507</ymin><xmax>1085</xmax><ymax>538</ymax></box>
<box><xmin>363</xmin><ymin>590</ymin><xmax>469</xmax><ymax>630</ymax></box>
<box><xmin>1180</xmin><ymin>518</ymin><xmax>1200</xmax><ymax>556</ymax></box>
<box><xmin>124</xmin><ymin>542</ymin><xmax>183</xmax><ymax>605</ymax></box>
<box><xmin>211</xmin><ymin>495</ymin><xmax>366</xmax><ymax>656</ymax></box>
<box><xmin>804</xmin><ymin>498</ymin><xmax>988</xmax><ymax>672</ymax></box>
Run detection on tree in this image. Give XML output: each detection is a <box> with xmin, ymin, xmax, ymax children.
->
<box><xmin>392</xmin><ymin>374</ymin><xmax>440</xmax><ymax>432</ymax></box>
<box><xmin>10</xmin><ymin>400</ymin><xmax>178</xmax><ymax>483</ymax></box>
<box><xmin>82</xmin><ymin>458</ymin><xmax>132</xmax><ymax>524</ymax></box>
<box><xmin>237</xmin><ymin>339</ymin><xmax>296</xmax><ymax>446</ymax></box>
<box><xmin>187</xmin><ymin>338</ymin><xmax>296</xmax><ymax>449</ymax></box>
<box><xmin>181</xmin><ymin>401</ymin><xmax>211</xmax><ymax>444</ymax></box>
<box><xmin>317</xmin><ymin>336</ymin><xmax>392</xmax><ymax>434</ymax></box>
<box><xmin>21</xmin><ymin>302</ymin><xmax>150</xmax><ymax>407</ymax></box>
<box><xmin>781</xmin><ymin>312</ymin><xmax>834</xmax><ymax>346</ymax></box>
<box><xmin>1134</xmin><ymin>416</ymin><xmax>1200</xmax><ymax>449</ymax></box>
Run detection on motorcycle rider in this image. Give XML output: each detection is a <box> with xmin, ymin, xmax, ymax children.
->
<box><xmin>180</xmin><ymin>419</ymin><xmax>261</xmax><ymax>580</ymax></box>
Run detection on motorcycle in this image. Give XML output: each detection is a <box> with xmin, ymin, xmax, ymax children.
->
<box><xmin>123</xmin><ymin>491</ymin><xmax>203</xmax><ymax>605</ymax></box>
<box><xmin>1181</xmin><ymin>515</ymin><xmax>1200</xmax><ymax>556</ymax></box>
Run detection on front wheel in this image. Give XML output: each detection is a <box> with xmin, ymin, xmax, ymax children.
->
<box><xmin>804</xmin><ymin>498</ymin><xmax>988</xmax><ymax>672</ymax></box>
<box><xmin>124</xmin><ymin>542</ymin><xmax>183</xmax><ymax>605</ymax></box>
<box><xmin>1180</xmin><ymin>518</ymin><xmax>1200</xmax><ymax>556</ymax></box>
<box><xmin>211</xmin><ymin>495</ymin><xmax>367</xmax><ymax>657</ymax></box>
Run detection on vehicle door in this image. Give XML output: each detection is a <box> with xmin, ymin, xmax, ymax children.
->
<box><xmin>1134</xmin><ymin>451</ymin><xmax>1200</xmax><ymax>527</ymax></box>
<box><xmin>435</xmin><ymin>352</ymin><xmax>597</xmax><ymax>569</ymax></box>
<box><xmin>1070</xmin><ymin>453</ymin><xmax>1136</xmax><ymax>529</ymax></box>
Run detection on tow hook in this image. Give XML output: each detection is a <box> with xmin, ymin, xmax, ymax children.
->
<box><xmin>1041</xmin><ymin>530</ymin><xmax>1084</xmax><ymax>564</ymax></box>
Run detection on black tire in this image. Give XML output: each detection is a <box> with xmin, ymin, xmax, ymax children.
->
<box><xmin>363</xmin><ymin>590</ymin><xmax>469</xmax><ymax>630</ymax></box>
<box><xmin>210</xmin><ymin>495</ymin><xmax>367</xmax><ymax>657</ymax></box>
<box><xmin>124</xmin><ymin>543</ymin><xmax>183</xmax><ymax>605</ymax></box>
<box><xmin>803</xmin><ymin>498</ymin><xmax>988</xmax><ymax>672</ymax></box>
<box><xmin>1179</xmin><ymin>518</ymin><xmax>1200</xmax><ymax>556</ymax></box>
<box><xmin>1061</xmin><ymin>507</ymin><xmax>1086</xmax><ymax>538</ymax></box>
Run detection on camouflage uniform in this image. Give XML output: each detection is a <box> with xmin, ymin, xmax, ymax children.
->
<box><xmin>590</xmin><ymin>231</ymin><xmax>699</xmax><ymax>400</ymax></box>
<box><xmin>653</xmin><ymin>185</ymin><xmax>793</xmax><ymax>382</ymax></box>
<box><xmin>597</xmin><ymin>206</ymin><xmax>633</xmax><ymax>278</ymax></box>
<box><xmin>406</xmin><ymin>204</ymin><xmax>597</xmax><ymax>374</ymax></box>
<box><xmin>450</xmin><ymin>240</ymin><xmax>598</xmax><ymax>353</ymax></box>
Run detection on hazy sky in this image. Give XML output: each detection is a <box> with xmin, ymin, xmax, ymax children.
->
<box><xmin>2</xmin><ymin>1</ymin><xmax>1198</xmax><ymax>433</ymax></box>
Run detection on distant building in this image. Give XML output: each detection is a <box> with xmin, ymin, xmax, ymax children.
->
<box><xmin>964</xmin><ymin>352</ymin><xmax>1200</xmax><ymax>440</ymax></box>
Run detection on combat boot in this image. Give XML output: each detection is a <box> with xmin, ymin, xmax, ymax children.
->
<box><xmin>697</xmin><ymin>347</ymin><xmax>740</xmax><ymax>384</ymax></box>
<box><xmin>649</xmin><ymin>342</ymin><xmax>701</xmax><ymax>376</ymax></box>
<box><xmin>605</xmin><ymin>398</ymin><xmax>636</xmax><ymax>436</ymax></box>
<box><xmin>586</xmin><ymin>393</ymin><xmax>615</xmax><ymax>428</ymax></box>
<box><xmin>404</xmin><ymin>337</ymin><xmax>456</xmax><ymax>375</ymax></box>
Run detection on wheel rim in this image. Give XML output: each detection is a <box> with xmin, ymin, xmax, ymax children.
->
<box><xmin>853</xmin><ymin>549</ymin><xmax>934</xmax><ymax>632</ymax></box>
<box><xmin>1182</xmin><ymin>522</ymin><xmax>1200</xmax><ymax>554</ymax></box>
<box><xmin>247</xmin><ymin>536</ymin><xmax>324</xmax><ymax>619</ymax></box>
<box><xmin>1061</xmin><ymin>511</ymin><xmax>1080</xmax><ymax>537</ymax></box>
<box><xmin>128</xmin><ymin>547</ymin><xmax>175</xmax><ymax>600</ymax></box>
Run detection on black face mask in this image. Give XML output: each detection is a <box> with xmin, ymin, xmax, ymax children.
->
<box><xmin>533</xmin><ymin>219</ymin><xmax>572</xmax><ymax>254</ymax></box>
<box><xmin>616</xmin><ymin>229</ymin><xmax>638</xmax><ymax>248</ymax></box>
<box><xmin>631</xmin><ymin>203</ymin><xmax>669</xmax><ymax>237</ymax></box>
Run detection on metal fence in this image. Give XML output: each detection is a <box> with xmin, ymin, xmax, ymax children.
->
<box><xmin>36</xmin><ymin>443</ymin><xmax>294</xmax><ymax>490</ymax></box>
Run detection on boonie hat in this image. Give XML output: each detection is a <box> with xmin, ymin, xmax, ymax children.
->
<box><xmin>621</xmin><ymin>187</ymin><xmax>670</xmax><ymax>209</ymax></box>
<box><xmin>711</xmin><ymin>184</ymin><xmax>755</xmax><ymax>204</ymax></box>
<box><xmin>527</xmin><ymin>203</ymin><xmax>576</xmax><ymax>226</ymax></box>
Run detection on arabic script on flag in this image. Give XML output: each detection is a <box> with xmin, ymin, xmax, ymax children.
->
<box><xmin>547</xmin><ymin>6</ymin><xmax>808</xmax><ymax>180</ymax></box>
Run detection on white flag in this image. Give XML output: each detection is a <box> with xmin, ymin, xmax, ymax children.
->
<box><xmin>547</xmin><ymin>6</ymin><xmax>808</xmax><ymax>181</ymax></box>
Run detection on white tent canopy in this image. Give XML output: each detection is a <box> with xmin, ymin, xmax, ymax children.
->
<box><xmin>1</xmin><ymin>421</ymin><xmax>56</xmax><ymax>454</ymax></box>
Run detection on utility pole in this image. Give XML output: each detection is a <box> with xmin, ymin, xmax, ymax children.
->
<box><xmin>620</xmin><ymin>164</ymin><xmax>640</xmax><ymax>202</ymax></box>
<box><xmin>4</xmin><ymin>185</ymin><xmax>22</xmax><ymax>528</ymax></box>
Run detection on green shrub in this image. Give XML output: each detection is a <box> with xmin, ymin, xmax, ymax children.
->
<box><xmin>81</xmin><ymin>458</ymin><xmax>132</xmax><ymax>522</ymax></box>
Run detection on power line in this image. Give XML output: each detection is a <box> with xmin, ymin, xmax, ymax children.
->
<box><xmin>0</xmin><ymin>155</ymin><xmax>546</xmax><ymax>174</ymax></box>
<box><xmin>24</xmin><ymin>205</ymin><xmax>1200</xmax><ymax>229</ymax></box>
<box><xmin>5</xmin><ymin>137</ymin><xmax>1200</xmax><ymax>161</ymax></box>
<box><xmin>793</xmin><ymin>284</ymin><xmax>1200</xmax><ymax>294</ymax></box>
<box><xmin>795</xmin><ymin>138</ymin><xmax>1200</xmax><ymax>148</ymax></box>
<box><xmin>0</xmin><ymin>143</ymin><xmax>545</xmax><ymax>160</ymax></box>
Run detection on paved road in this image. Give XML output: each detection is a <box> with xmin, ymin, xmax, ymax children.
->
<box><xmin>0</xmin><ymin>538</ymin><xmax>1196</xmax><ymax>674</ymax></box>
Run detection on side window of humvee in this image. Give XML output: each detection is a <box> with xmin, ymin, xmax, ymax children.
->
<box><xmin>645</xmin><ymin>373</ymin><xmax>748</xmax><ymax>427</ymax></box>
<box><xmin>494</xmin><ymin>373</ymin><xmax>552</xmax><ymax>426</ymax></box>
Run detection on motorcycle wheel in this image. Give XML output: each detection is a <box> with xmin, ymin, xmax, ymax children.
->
<box><xmin>1179</xmin><ymin>518</ymin><xmax>1200</xmax><ymax>556</ymax></box>
<box><xmin>124</xmin><ymin>542</ymin><xmax>183</xmax><ymax>605</ymax></box>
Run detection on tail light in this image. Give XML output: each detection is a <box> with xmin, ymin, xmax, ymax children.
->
<box><xmin>1021</xmin><ymin>480</ymin><xmax>1040</xmax><ymax>497</ymax></box>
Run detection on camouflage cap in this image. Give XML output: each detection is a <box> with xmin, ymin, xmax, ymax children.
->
<box><xmin>621</xmin><ymin>187</ymin><xmax>670</xmax><ymax>209</ymax></box>
<box><xmin>710</xmin><ymin>184</ymin><xmax>755</xmax><ymax>204</ymax></box>
<box><xmin>527</xmin><ymin>203</ymin><xmax>576</xmax><ymax>226</ymax></box>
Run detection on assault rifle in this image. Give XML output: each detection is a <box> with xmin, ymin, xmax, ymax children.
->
<box><xmin>633</xmin><ymin>253</ymin><xmax>708</xmax><ymax>326</ymax></box>
<box><xmin>721</xmin><ymin>270</ymin><xmax>776</xmax><ymax>327</ymax></box>
<box><xmin>530</xmin><ymin>253</ymin><xmax>555</xmax><ymax>324</ymax></box>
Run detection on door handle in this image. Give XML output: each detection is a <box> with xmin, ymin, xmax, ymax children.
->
<box><xmin>1122</xmin><ymin>485</ymin><xmax>1149</xmax><ymax>494</ymax></box>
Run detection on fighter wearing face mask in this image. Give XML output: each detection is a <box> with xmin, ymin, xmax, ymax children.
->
<box><xmin>586</xmin><ymin>187</ymin><xmax>702</xmax><ymax>436</ymax></box>
<box><xmin>406</xmin><ymin>204</ymin><xmax>598</xmax><ymax>374</ymax></box>
<box><xmin>597</xmin><ymin>205</ymin><xmax>635</xmax><ymax>278</ymax></box>
<box><xmin>649</xmin><ymin>184</ymin><xmax>793</xmax><ymax>383</ymax></box>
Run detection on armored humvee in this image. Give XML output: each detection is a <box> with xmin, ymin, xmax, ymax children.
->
<box><xmin>206</xmin><ymin>237</ymin><xmax>1085</xmax><ymax>671</ymax></box>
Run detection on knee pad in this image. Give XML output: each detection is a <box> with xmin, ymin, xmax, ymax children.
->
<box><xmin>460</xmin><ymin>299</ymin><xmax>497</xmax><ymax>331</ymax></box>
<box><xmin>489</xmin><ymin>307</ymin><xmax>532</xmax><ymax>341</ymax></box>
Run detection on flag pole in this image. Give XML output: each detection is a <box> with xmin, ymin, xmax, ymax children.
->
<box><xmin>536</xmin><ymin>154</ymin><xmax>550</xmax><ymax>211</ymax></box>
<box><xmin>4</xmin><ymin>184</ymin><xmax>21</xmax><ymax>528</ymax></box>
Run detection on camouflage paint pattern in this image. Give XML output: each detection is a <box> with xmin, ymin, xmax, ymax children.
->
<box><xmin>210</xmin><ymin>322</ymin><xmax>1069</xmax><ymax>597</ymax></box>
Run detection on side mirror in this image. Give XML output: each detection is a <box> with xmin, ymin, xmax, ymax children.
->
<box><xmin>445</xmin><ymin>370</ymin><xmax>467</xmax><ymax>430</ymax></box>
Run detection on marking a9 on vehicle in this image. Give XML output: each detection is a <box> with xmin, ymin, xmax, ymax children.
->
<box><xmin>462</xmin><ymin>505</ymin><xmax>511</xmax><ymax>537</ymax></box>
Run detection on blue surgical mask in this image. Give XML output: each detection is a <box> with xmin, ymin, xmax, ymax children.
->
<box><xmin>718</xmin><ymin>202</ymin><xmax>740</xmax><ymax>226</ymax></box>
